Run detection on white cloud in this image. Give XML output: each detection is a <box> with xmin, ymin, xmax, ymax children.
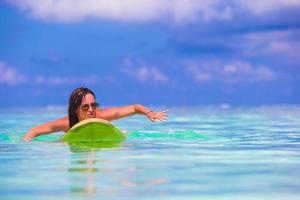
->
<box><xmin>0</xmin><ymin>61</ymin><xmax>114</xmax><ymax>86</ymax></box>
<box><xmin>185</xmin><ymin>62</ymin><xmax>212</xmax><ymax>83</ymax></box>
<box><xmin>0</xmin><ymin>61</ymin><xmax>27</xmax><ymax>85</ymax></box>
<box><xmin>184</xmin><ymin>60</ymin><xmax>277</xmax><ymax>84</ymax></box>
<box><xmin>137</xmin><ymin>66</ymin><xmax>168</xmax><ymax>83</ymax></box>
<box><xmin>265</xmin><ymin>40</ymin><xmax>300</xmax><ymax>61</ymax></box>
<box><xmin>34</xmin><ymin>75</ymin><xmax>99</xmax><ymax>85</ymax></box>
<box><xmin>237</xmin><ymin>0</ymin><xmax>300</xmax><ymax>15</ymax></box>
<box><xmin>7</xmin><ymin>0</ymin><xmax>299</xmax><ymax>23</ymax></box>
<box><xmin>123</xmin><ymin>58</ymin><xmax>168</xmax><ymax>84</ymax></box>
<box><xmin>6</xmin><ymin>0</ymin><xmax>225</xmax><ymax>23</ymax></box>
<box><xmin>238</xmin><ymin>30</ymin><xmax>300</xmax><ymax>63</ymax></box>
<box><xmin>222</xmin><ymin>61</ymin><xmax>276</xmax><ymax>81</ymax></box>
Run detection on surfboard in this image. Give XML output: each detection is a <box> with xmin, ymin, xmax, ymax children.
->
<box><xmin>62</xmin><ymin>118</ymin><xmax>126</xmax><ymax>143</ymax></box>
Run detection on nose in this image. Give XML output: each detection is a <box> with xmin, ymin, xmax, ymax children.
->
<box><xmin>88</xmin><ymin>105</ymin><xmax>94</xmax><ymax>112</ymax></box>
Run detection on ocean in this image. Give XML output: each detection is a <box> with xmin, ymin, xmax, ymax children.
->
<box><xmin>0</xmin><ymin>105</ymin><xmax>300</xmax><ymax>200</ymax></box>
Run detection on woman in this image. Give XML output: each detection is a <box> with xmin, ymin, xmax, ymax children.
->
<box><xmin>23</xmin><ymin>87</ymin><xmax>168</xmax><ymax>141</ymax></box>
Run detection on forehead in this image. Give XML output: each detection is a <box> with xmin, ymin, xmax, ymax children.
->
<box><xmin>81</xmin><ymin>93</ymin><xmax>95</xmax><ymax>104</ymax></box>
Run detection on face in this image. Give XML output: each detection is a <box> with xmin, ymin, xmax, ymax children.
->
<box><xmin>77</xmin><ymin>93</ymin><xmax>98</xmax><ymax>121</ymax></box>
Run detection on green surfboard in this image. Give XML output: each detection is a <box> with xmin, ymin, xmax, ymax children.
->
<box><xmin>62</xmin><ymin>118</ymin><xmax>126</xmax><ymax>143</ymax></box>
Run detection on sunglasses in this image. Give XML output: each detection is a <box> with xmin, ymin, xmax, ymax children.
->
<box><xmin>80</xmin><ymin>102</ymin><xmax>99</xmax><ymax>111</ymax></box>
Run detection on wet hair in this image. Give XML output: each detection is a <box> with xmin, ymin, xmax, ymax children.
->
<box><xmin>68</xmin><ymin>87</ymin><xmax>96</xmax><ymax>128</ymax></box>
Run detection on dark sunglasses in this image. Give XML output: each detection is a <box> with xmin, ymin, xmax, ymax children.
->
<box><xmin>80</xmin><ymin>102</ymin><xmax>99</xmax><ymax>111</ymax></box>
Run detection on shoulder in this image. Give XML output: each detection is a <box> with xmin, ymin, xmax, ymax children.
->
<box><xmin>95</xmin><ymin>106</ymin><xmax>136</xmax><ymax>121</ymax></box>
<box><xmin>50</xmin><ymin>116</ymin><xmax>70</xmax><ymax>132</ymax></box>
<box><xmin>96</xmin><ymin>108</ymin><xmax>112</xmax><ymax>121</ymax></box>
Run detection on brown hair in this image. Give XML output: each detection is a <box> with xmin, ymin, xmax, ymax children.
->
<box><xmin>68</xmin><ymin>87</ymin><xmax>96</xmax><ymax>128</ymax></box>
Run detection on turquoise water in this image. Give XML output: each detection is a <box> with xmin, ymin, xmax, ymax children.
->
<box><xmin>1</xmin><ymin>106</ymin><xmax>300</xmax><ymax>200</ymax></box>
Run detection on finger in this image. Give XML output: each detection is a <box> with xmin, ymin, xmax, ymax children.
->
<box><xmin>157</xmin><ymin>116</ymin><xmax>167</xmax><ymax>121</ymax></box>
<box><xmin>149</xmin><ymin>117</ymin><xmax>155</xmax><ymax>122</ymax></box>
<box><xmin>150</xmin><ymin>117</ymin><xmax>157</xmax><ymax>122</ymax></box>
<box><xmin>161</xmin><ymin>116</ymin><xmax>168</xmax><ymax>120</ymax></box>
<box><xmin>162</xmin><ymin>116</ymin><xmax>168</xmax><ymax>121</ymax></box>
<box><xmin>158</xmin><ymin>109</ymin><xmax>169</xmax><ymax>114</ymax></box>
<box><xmin>162</xmin><ymin>112</ymin><xmax>168</xmax><ymax>116</ymax></box>
<box><xmin>157</xmin><ymin>114</ymin><xmax>165</xmax><ymax>119</ymax></box>
<box><xmin>156</xmin><ymin>113</ymin><xmax>167</xmax><ymax>118</ymax></box>
<box><xmin>160</xmin><ymin>114</ymin><xmax>168</xmax><ymax>118</ymax></box>
<box><xmin>159</xmin><ymin>111</ymin><xmax>168</xmax><ymax>115</ymax></box>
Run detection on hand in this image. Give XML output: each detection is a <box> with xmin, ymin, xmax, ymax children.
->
<box><xmin>146</xmin><ymin>110</ymin><xmax>168</xmax><ymax>122</ymax></box>
<box><xmin>22</xmin><ymin>128</ymin><xmax>36</xmax><ymax>142</ymax></box>
<box><xmin>23</xmin><ymin>134</ymin><xmax>33</xmax><ymax>142</ymax></box>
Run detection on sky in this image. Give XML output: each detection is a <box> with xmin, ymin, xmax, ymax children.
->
<box><xmin>0</xmin><ymin>0</ymin><xmax>300</xmax><ymax>108</ymax></box>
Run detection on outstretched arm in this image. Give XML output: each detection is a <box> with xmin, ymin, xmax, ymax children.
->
<box><xmin>97</xmin><ymin>104</ymin><xmax>168</xmax><ymax>122</ymax></box>
<box><xmin>23</xmin><ymin>117</ymin><xmax>69</xmax><ymax>141</ymax></box>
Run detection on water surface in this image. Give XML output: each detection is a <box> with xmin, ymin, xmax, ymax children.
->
<box><xmin>0</xmin><ymin>106</ymin><xmax>300</xmax><ymax>200</ymax></box>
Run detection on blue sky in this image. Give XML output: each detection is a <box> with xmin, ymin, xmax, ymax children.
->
<box><xmin>0</xmin><ymin>0</ymin><xmax>300</xmax><ymax>107</ymax></box>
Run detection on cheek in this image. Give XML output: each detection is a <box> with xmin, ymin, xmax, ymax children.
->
<box><xmin>77</xmin><ymin>109</ymin><xmax>83</xmax><ymax>118</ymax></box>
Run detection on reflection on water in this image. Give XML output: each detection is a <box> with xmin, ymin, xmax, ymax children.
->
<box><xmin>67</xmin><ymin>141</ymin><xmax>124</xmax><ymax>150</ymax></box>
<box><xmin>66</xmin><ymin>144</ymin><xmax>170</xmax><ymax>197</ymax></box>
<box><xmin>68</xmin><ymin>150</ymin><xmax>98</xmax><ymax>196</ymax></box>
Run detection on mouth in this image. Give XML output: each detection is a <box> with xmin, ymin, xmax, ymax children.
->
<box><xmin>86</xmin><ymin>112</ymin><xmax>94</xmax><ymax>116</ymax></box>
